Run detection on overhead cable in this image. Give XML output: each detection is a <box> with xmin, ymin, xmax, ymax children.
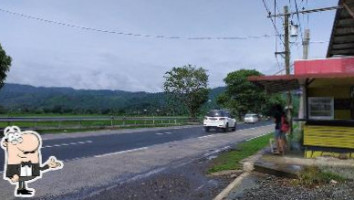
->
<box><xmin>0</xmin><ymin>8</ymin><xmax>276</xmax><ymax>41</ymax></box>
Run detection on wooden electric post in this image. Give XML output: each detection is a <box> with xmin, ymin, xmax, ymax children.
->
<box><xmin>283</xmin><ymin>6</ymin><xmax>293</xmax><ymax>135</ymax></box>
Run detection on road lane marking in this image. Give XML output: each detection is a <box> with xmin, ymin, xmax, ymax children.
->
<box><xmin>198</xmin><ymin>134</ymin><xmax>215</xmax><ymax>139</ymax></box>
<box><xmin>43</xmin><ymin>140</ymin><xmax>93</xmax><ymax>149</ymax></box>
<box><xmin>94</xmin><ymin>147</ymin><xmax>149</xmax><ymax>158</ymax></box>
<box><xmin>247</xmin><ymin>124</ymin><xmax>273</xmax><ymax>130</ymax></box>
<box><xmin>165</xmin><ymin>132</ymin><xmax>172</xmax><ymax>135</ymax></box>
<box><xmin>156</xmin><ymin>132</ymin><xmax>164</xmax><ymax>135</ymax></box>
<box><xmin>203</xmin><ymin>146</ymin><xmax>231</xmax><ymax>157</ymax></box>
<box><xmin>127</xmin><ymin>167</ymin><xmax>166</xmax><ymax>182</ymax></box>
<box><xmin>195</xmin><ymin>184</ymin><xmax>205</xmax><ymax>191</ymax></box>
<box><xmin>246</xmin><ymin>132</ymin><xmax>271</xmax><ymax>141</ymax></box>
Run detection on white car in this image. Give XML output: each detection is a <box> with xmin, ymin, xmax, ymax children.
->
<box><xmin>203</xmin><ymin>110</ymin><xmax>237</xmax><ymax>132</ymax></box>
<box><xmin>244</xmin><ymin>113</ymin><xmax>259</xmax><ymax>124</ymax></box>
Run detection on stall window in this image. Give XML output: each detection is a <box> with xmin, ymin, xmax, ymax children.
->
<box><xmin>308</xmin><ymin>97</ymin><xmax>334</xmax><ymax>120</ymax></box>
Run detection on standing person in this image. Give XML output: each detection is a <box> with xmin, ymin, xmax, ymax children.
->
<box><xmin>273</xmin><ymin>104</ymin><xmax>284</xmax><ymax>155</ymax></box>
<box><xmin>281</xmin><ymin>111</ymin><xmax>290</xmax><ymax>151</ymax></box>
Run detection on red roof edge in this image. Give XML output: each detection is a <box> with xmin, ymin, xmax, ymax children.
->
<box><xmin>248</xmin><ymin>72</ymin><xmax>354</xmax><ymax>82</ymax></box>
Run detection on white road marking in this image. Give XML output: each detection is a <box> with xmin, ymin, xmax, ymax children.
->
<box><xmin>165</xmin><ymin>132</ymin><xmax>172</xmax><ymax>135</ymax></box>
<box><xmin>127</xmin><ymin>167</ymin><xmax>166</xmax><ymax>182</ymax></box>
<box><xmin>246</xmin><ymin>132</ymin><xmax>271</xmax><ymax>141</ymax></box>
<box><xmin>43</xmin><ymin>140</ymin><xmax>93</xmax><ymax>149</ymax></box>
<box><xmin>203</xmin><ymin>146</ymin><xmax>231</xmax><ymax>157</ymax></box>
<box><xmin>198</xmin><ymin>134</ymin><xmax>215</xmax><ymax>139</ymax></box>
<box><xmin>156</xmin><ymin>132</ymin><xmax>164</xmax><ymax>135</ymax></box>
<box><xmin>94</xmin><ymin>147</ymin><xmax>149</xmax><ymax>158</ymax></box>
<box><xmin>195</xmin><ymin>184</ymin><xmax>205</xmax><ymax>191</ymax></box>
<box><xmin>248</xmin><ymin>124</ymin><xmax>273</xmax><ymax>130</ymax></box>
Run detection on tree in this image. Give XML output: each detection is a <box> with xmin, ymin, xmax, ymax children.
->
<box><xmin>164</xmin><ymin>65</ymin><xmax>209</xmax><ymax>119</ymax></box>
<box><xmin>0</xmin><ymin>43</ymin><xmax>12</xmax><ymax>88</ymax></box>
<box><xmin>217</xmin><ymin>69</ymin><xmax>283</xmax><ymax>119</ymax></box>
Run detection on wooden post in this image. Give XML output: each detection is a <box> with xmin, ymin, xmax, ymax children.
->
<box><xmin>284</xmin><ymin>6</ymin><xmax>293</xmax><ymax>135</ymax></box>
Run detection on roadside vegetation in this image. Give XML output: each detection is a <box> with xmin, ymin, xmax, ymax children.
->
<box><xmin>292</xmin><ymin>166</ymin><xmax>345</xmax><ymax>187</ymax></box>
<box><xmin>217</xmin><ymin>69</ymin><xmax>286</xmax><ymax>119</ymax></box>
<box><xmin>208</xmin><ymin>133</ymin><xmax>272</xmax><ymax>173</ymax></box>
<box><xmin>164</xmin><ymin>65</ymin><xmax>209</xmax><ymax>119</ymax></box>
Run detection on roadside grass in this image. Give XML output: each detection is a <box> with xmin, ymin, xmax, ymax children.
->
<box><xmin>291</xmin><ymin>166</ymin><xmax>345</xmax><ymax>187</ymax></box>
<box><xmin>208</xmin><ymin>133</ymin><xmax>272</xmax><ymax>173</ymax></box>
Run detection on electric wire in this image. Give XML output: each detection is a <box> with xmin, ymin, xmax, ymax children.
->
<box><xmin>0</xmin><ymin>8</ymin><xmax>276</xmax><ymax>41</ymax></box>
<box><xmin>294</xmin><ymin>0</ymin><xmax>304</xmax><ymax>43</ymax></box>
<box><xmin>262</xmin><ymin>0</ymin><xmax>285</xmax><ymax>45</ymax></box>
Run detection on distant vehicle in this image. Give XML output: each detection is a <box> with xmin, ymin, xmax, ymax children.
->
<box><xmin>203</xmin><ymin>110</ymin><xmax>237</xmax><ymax>132</ymax></box>
<box><xmin>244</xmin><ymin>113</ymin><xmax>259</xmax><ymax>124</ymax></box>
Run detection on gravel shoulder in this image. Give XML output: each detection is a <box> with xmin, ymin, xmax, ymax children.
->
<box><xmin>230</xmin><ymin>172</ymin><xmax>354</xmax><ymax>200</ymax></box>
<box><xmin>85</xmin><ymin>158</ymin><xmax>238</xmax><ymax>200</ymax></box>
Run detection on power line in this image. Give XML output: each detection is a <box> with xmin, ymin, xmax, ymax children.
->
<box><xmin>268</xmin><ymin>6</ymin><xmax>341</xmax><ymax>17</ymax></box>
<box><xmin>0</xmin><ymin>8</ymin><xmax>277</xmax><ymax>41</ymax></box>
<box><xmin>294</xmin><ymin>0</ymin><xmax>304</xmax><ymax>43</ymax></box>
<box><xmin>261</xmin><ymin>0</ymin><xmax>285</xmax><ymax>45</ymax></box>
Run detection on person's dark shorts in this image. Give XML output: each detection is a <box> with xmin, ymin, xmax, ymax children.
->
<box><xmin>274</xmin><ymin>129</ymin><xmax>283</xmax><ymax>139</ymax></box>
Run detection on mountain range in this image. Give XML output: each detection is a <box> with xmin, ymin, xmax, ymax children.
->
<box><xmin>0</xmin><ymin>83</ymin><xmax>225</xmax><ymax>115</ymax></box>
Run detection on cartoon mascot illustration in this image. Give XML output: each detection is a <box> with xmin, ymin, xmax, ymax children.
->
<box><xmin>1</xmin><ymin>126</ymin><xmax>63</xmax><ymax>197</ymax></box>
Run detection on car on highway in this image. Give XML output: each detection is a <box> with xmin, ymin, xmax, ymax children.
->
<box><xmin>203</xmin><ymin>110</ymin><xmax>237</xmax><ymax>132</ymax></box>
<box><xmin>243</xmin><ymin>113</ymin><xmax>260</xmax><ymax>124</ymax></box>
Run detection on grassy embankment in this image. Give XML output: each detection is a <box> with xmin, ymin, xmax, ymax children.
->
<box><xmin>208</xmin><ymin>133</ymin><xmax>272</xmax><ymax>173</ymax></box>
<box><xmin>208</xmin><ymin>130</ymin><xmax>346</xmax><ymax>186</ymax></box>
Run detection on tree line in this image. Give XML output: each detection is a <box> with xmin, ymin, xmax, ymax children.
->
<box><xmin>163</xmin><ymin>65</ymin><xmax>288</xmax><ymax>120</ymax></box>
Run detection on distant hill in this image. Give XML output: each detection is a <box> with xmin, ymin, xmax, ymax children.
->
<box><xmin>0</xmin><ymin>83</ymin><xmax>225</xmax><ymax>115</ymax></box>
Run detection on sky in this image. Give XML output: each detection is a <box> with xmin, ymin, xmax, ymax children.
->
<box><xmin>0</xmin><ymin>0</ymin><xmax>338</xmax><ymax>92</ymax></box>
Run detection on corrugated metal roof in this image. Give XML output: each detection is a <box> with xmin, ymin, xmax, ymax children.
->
<box><xmin>327</xmin><ymin>0</ymin><xmax>354</xmax><ymax>57</ymax></box>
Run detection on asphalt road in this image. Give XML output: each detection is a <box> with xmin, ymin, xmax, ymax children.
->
<box><xmin>0</xmin><ymin>120</ymin><xmax>272</xmax><ymax>171</ymax></box>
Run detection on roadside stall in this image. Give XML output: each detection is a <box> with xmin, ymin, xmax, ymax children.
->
<box><xmin>249</xmin><ymin>0</ymin><xmax>354</xmax><ymax>159</ymax></box>
<box><xmin>249</xmin><ymin>58</ymin><xmax>354</xmax><ymax>158</ymax></box>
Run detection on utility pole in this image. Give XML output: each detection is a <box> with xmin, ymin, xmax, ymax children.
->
<box><xmin>303</xmin><ymin>29</ymin><xmax>310</xmax><ymax>60</ymax></box>
<box><xmin>284</xmin><ymin>6</ymin><xmax>290</xmax><ymax>76</ymax></box>
<box><xmin>283</xmin><ymin>6</ymin><xmax>293</xmax><ymax>135</ymax></box>
<box><xmin>299</xmin><ymin>29</ymin><xmax>310</xmax><ymax>119</ymax></box>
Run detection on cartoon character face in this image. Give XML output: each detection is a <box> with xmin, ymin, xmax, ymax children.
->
<box><xmin>1</xmin><ymin>127</ymin><xmax>41</xmax><ymax>164</ymax></box>
<box><xmin>1</xmin><ymin>126</ymin><xmax>63</xmax><ymax>198</ymax></box>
